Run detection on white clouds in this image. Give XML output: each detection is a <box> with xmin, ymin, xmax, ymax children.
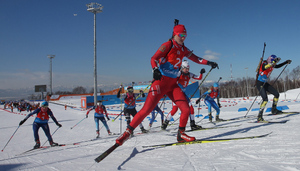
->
<box><xmin>203</xmin><ymin>50</ymin><xmax>220</xmax><ymax>60</ymax></box>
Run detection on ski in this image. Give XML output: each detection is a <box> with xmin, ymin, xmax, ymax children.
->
<box><xmin>185</xmin><ymin>124</ymin><xmax>241</xmax><ymax>132</ymax></box>
<box><xmin>94</xmin><ymin>143</ymin><xmax>119</xmax><ymax>163</ymax></box>
<box><xmin>249</xmin><ymin>120</ymin><xmax>288</xmax><ymax>124</ymax></box>
<box><xmin>135</xmin><ymin>129</ymin><xmax>166</xmax><ymax>135</ymax></box>
<box><xmin>210</xmin><ymin>115</ymin><xmax>255</xmax><ymax>123</ymax></box>
<box><xmin>267</xmin><ymin>111</ymin><xmax>299</xmax><ymax>116</ymax></box>
<box><xmin>142</xmin><ymin>132</ymin><xmax>272</xmax><ymax>148</ymax></box>
<box><xmin>18</xmin><ymin>143</ymin><xmax>80</xmax><ymax>156</ymax></box>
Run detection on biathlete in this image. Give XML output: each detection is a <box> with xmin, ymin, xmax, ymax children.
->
<box><xmin>256</xmin><ymin>54</ymin><xmax>291</xmax><ymax>121</ymax></box>
<box><xmin>161</xmin><ymin>60</ymin><xmax>206</xmax><ymax>130</ymax></box>
<box><xmin>86</xmin><ymin>100</ymin><xmax>112</xmax><ymax>138</ymax></box>
<box><xmin>197</xmin><ymin>83</ymin><xmax>223</xmax><ymax>122</ymax></box>
<box><xmin>115</xmin><ymin>23</ymin><xmax>218</xmax><ymax>146</ymax></box>
<box><xmin>19</xmin><ymin>101</ymin><xmax>62</xmax><ymax>149</ymax></box>
<box><xmin>117</xmin><ymin>86</ymin><xmax>148</xmax><ymax>133</ymax></box>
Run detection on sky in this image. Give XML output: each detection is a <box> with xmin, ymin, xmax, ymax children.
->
<box><xmin>1</xmin><ymin>0</ymin><xmax>300</xmax><ymax>93</ymax></box>
<box><xmin>1</xmin><ymin>89</ymin><xmax>300</xmax><ymax>170</ymax></box>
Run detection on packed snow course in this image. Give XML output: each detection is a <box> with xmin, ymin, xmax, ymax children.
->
<box><xmin>1</xmin><ymin>88</ymin><xmax>300</xmax><ymax>171</ymax></box>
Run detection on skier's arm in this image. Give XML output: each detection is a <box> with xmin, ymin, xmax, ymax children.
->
<box><xmin>275</xmin><ymin>60</ymin><xmax>292</xmax><ymax>68</ymax></box>
<box><xmin>49</xmin><ymin>110</ymin><xmax>62</xmax><ymax>127</ymax></box>
<box><xmin>150</xmin><ymin>41</ymin><xmax>172</xmax><ymax>69</ymax></box>
<box><xmin>19</xmin><ymin>108</ymin><xmax>39</xmax><ymax>125</ymax></box>
<box><xmin>217</xmin><ymin>95</ymin><xmax>221</xmax><ymax>108</ymax></box>
<box><xmin>191</xmin><ymin>68</ymin><xmax>205</xmax><ymax>80</ymax></box>
<box><xmin>188</xmin><ymin>53</ymin><xmax>218</xmax><ymax>69</ymax></box>
<box><xmin>203</xmin><ymin>89</ymin><xmax>211</xmax><ymax>96</ymax></box>
<box><xmin>103</xmin><ymin>106</ymin><xmax>110</xmax><ymax>120</ymax></box>
<box><xmin>86</xmin><ymin>106</ymin><xmax>95</xmax><ymax>118</ymax></box>
<box><xmin>262</xmin><ymin>62</ymin><xmax>272</xmax><ymax>70</ymax></box>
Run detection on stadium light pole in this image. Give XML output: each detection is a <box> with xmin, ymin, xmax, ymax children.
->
<box><xmin>47</xmin><ymin>55</ymin><xmax>55</xmax><ymax>95</ymax></box>
<box><xmin>86</xmin><ymin>2</ymin><xmax>103</xmax><ymax>106</ymax></box>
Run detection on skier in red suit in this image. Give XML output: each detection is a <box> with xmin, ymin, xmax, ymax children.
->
<box><xmin>116</xmin><ymin>23</ymin><xmax>218</xmax><ymax>145</ymax></box>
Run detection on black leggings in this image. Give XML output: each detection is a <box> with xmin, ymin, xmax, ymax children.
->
<box><xmin>256</xmin><ymin>81</ymin><xmax>279</xmax><ymax>101</ymax></box>
<box><xmin>124</xmin><ymin>108</ymin><xmax>137</xmax><ymax>125</ymax></box>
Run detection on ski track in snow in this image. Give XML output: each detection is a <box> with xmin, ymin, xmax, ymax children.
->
<box><xmin>1</xmin><ymin>89</ymin><xmax>300</xmax><ymax>170</ymax></box>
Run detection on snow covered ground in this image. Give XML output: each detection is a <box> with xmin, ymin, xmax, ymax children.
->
<box><xmin>1</xmin><ymin>89</ymin><xmax>300</xmax><ymax>171</ymax></box>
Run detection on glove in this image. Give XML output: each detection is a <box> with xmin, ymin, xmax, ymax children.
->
<box><xmin>153</xmin><ymin>67</ymin><xmax>162</xmax><ymax>80</ymax></box>
<box><xmin>200</xmin><ymin>68</ymin><xmax>206</xmax><ymax>74</ymax></box>
<box><xmin>56</xmin><ymin>123</ymin><xmax>62</xmax><ymax>127</ymax></box>
<box><xmin>286</xmin><ymin>60</ymin><xmax>292</xmax><ymax>64</ymax></box>
<box><xmin>218</xmin><ymin>103</ymin><xmax>221</xmax><ymax>108</ymax></box>
<box><xmin>196</xmin><ymin>99</ymin><xmax>200</xmax><ymax>104</ymax></box>
<box><xmin>273</xmin><ymin>57</ymin><xmax>281</xmax><ymax>63</ymax></box>
<box><xmin>207</xmin><ymin>61</ymin><xmax>218</xmax><ymax>69</ymax></box>
<box><xmin>86</xmin><ymin>114</ymin><xmax>88</xmax><ymax>118</ymax></box>
<box><xmin>19</xmin><ymin>119</ymin><xmax>27</xmax><ymax>126</ymax></box>
<box><xmin>106</xmin><ymin>116</ymin><xmax>110</xmax><ymax>121</ymax></box>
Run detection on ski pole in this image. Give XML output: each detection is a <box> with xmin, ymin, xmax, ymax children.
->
<box><xmin>296</xmin><ymin>92</ymin><xmax>300</xmax><ymax>101</ymax></box>
<box><xmin>217</xmin><ymin>77</ymin><xmax>222</xmax><ymax>83</ymax></box>
<box><xmin>70</xmin><ymin>117</ymin><xmax>86</xmax><ymax>129</ymax></box>
<box><xmin>119</xmin><ymin>96</ymin><xmax>123</xmax><ymax>134</ymax></box>
<box><xmin>42</xmin><ymin>126</ymin><xmax>61</xmax><ymax>146</ymax></box>
<box><xmin>112</xmin><ymin>81</ymin><xmax>153</xmax><ymax>122</ymax></box>
<box><xmin>189</xmin><ymin>67</ymin><xmax>213</xmax><ymax>100</ymax></box>
<box><xmin>197</xmin><ymin>88</ymin><xmax>201</xmax><ymax>118</ymax></box>
<box><xmin>2</xmin><ymin>126</ymin><xmax>20</xmax><ymax>152</ymax></box>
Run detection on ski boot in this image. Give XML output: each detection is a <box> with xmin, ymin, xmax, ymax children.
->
<box><xmin>96</xmin><ymin>130</ymin><xmax>100</xmax><ymax>138</ymax></box>
<box><xmin>108</xmin><ymin>130</ymin><xmax>113</xmax><ymax>135</ymax></box>
<box><xmin>215</xmin><ymin>115</ymin><xmax>225</xmax><ymax>122</ymax></box>
<box><xmin>257</xmin><ymin>110</ymin><xmax>264</xmax><ymax>122</ymax></box>
<box><xmin>271</xmin><ymin>107</ymin><xmax>283</xmax><ymax>115</ymax></box>
<box><xmin>161</xmin><ymin>120</ymin><xmax>169</xmax><ymax>130</ymax></box>
<box><xmin>177</xmin><ymin>128</ymin><xmax>195</xmax><ymax>142</ymax></box>
<box><xmin>141</xmin><ymin>127</ymin><xmax>148</xmax><ymax>133</ymax></box>
<box><xmin>208</xmin><ymin>114</ymin><xmax>212</xmax><ymax>122</ymax></box>
<box><xmin>116</xmin><ymin>127</ymin><xmax>133</xmax><ymax>146</ymax></box>
<box><xmin>50</xmin><ymin>141</ymin><xmax>59</xmax><ymax>147</ymax></box>
<box><xmin>190</xmin><ymin>120</ymin><xmax>202</xmax><ymax>130</ymax></box>
<box><xmin>33</xmin><ymin>140</ymin><xmax>40</xmax><ymax>149</ymax></box>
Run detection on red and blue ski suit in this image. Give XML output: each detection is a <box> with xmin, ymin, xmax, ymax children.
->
<box><xmin>86</xmin><ymin>105</ymin><xmax>110</xmax><ymax>132</ymax></box>
<box><xmin>203</xmin><ymin>88</ymin><xmax>220</xmax><ymax>116</ymax></box>
<box><xmin>128</xmin><ymin>39</ymin><xmax>209</xmax><ymax>130</ymax></box>
<box><xmin>24</xmin><ymin>107</ymin><xmax>59</xmax><ymax>142</ymax></box>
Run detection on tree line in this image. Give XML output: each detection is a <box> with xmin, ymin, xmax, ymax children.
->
<box><xmin>28</xmin><ymin>66</ymin><xmax>300</xmax><ymax>100</ymax></box>
<box><xmin>202</xmin><ymin>66</ymin><xmax>300</xmax><ymax>99</ymax></box>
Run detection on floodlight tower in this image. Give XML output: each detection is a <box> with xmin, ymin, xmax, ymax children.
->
<box><xmin>86</xmin><ymin>2</ymin><xmax>103</xmax><ymax>105</ymax></box>
<box><xmin>47</xmin><ymin>55</ymin><xmax>55</xmax><ymax>95</ymax></box>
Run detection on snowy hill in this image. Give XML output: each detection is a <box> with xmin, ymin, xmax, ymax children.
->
<box><xmin>1</xmin><ymin>89</ymin><xmax>300</xmax><ymax>171</ymax></box>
